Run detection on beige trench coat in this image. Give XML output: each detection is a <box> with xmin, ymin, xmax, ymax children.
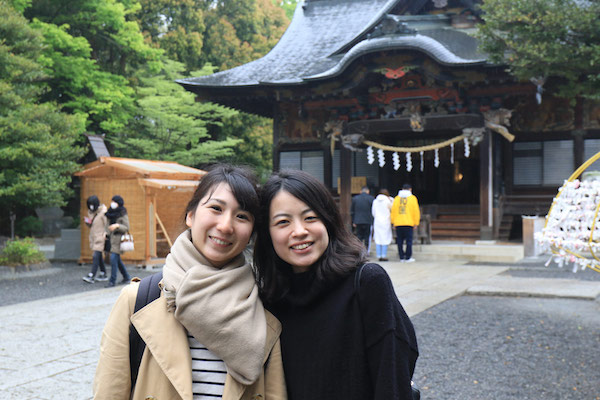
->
<box><xmin>94</xmin><ymin>279</ymin><xmax>287</xmax><ymax>400</ymax></box>
<box><xmin>87</xmin><ymin>205</ymin><xmax>107</xmax><ymax>252</ymax></box>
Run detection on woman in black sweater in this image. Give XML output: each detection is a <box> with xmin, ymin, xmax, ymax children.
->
<box><xmin>254</xmin><ymin>169</ymin><xmax>418</xmax><ymax>400</ymax></box>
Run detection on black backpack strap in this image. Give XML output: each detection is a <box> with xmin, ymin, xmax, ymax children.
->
<box><xmin>129</xmin><ymin>271</ymin><xmax>163</xmax><ymax>389</ymax></box>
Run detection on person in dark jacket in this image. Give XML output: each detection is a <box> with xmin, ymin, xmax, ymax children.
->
<box><xmin>254</xmin><ymin>169</ymin><xmax>418</xmax><ymax>400</ymax></box>
<box><xmin>104</xmin><ymin>195</ymin><xmax>132</xmax><ymax>287</ymax></box>
<box><xmin>351</xmin><ymin>186</ymin><xmax>374</xmax><ymax>249</ymax></box>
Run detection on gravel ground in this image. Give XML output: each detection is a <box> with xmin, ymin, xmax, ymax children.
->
<box><xmin>412</xmin><ymin>295</ymin><xmax>600</xmax><ymax>400</ymax></box>
<box><xmin>0</xmin><ymin>262</ymin><xmax>159</xmax><ymax>306</ymax></box>
<box><xmin>1</xmin><ymin>260</ymin><xmax>599</xmax><ymax>399</ymax></box>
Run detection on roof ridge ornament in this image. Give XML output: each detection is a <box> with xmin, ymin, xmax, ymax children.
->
<box><xmin>368</xmin><ymin>15</ymin><xmax>417</xmax><ymax>40</ymax></box>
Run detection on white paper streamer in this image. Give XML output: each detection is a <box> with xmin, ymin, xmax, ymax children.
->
<box><xmin>392</xmin><ymin>152</ymin><xmax>400</xmax><ymax>170</ymax></box>
<box><xmin>377</xmin><ymin>148</ymin><xmax>385</xmax><ymax>167</ymax></box>
<box><xmin>367</xmin><ymin>146</ymin><xmax>374</xmax><ymax>164</ymax></box>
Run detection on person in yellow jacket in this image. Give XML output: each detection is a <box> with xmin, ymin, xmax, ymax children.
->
<box><xmin>391</xmin><ymin>184</ymin><xmax>420</xmax><ymax>262</ymax></box>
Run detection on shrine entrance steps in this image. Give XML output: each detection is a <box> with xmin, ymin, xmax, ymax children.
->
<box><xmin>429</xmin><ymin>204</ymin><xmax>512</xmax><ymax>242</ymax></box>
<box><xmin>371</xmin><ymin>240</ymin><xmax>524</xmax><ymax>263</ymax></box>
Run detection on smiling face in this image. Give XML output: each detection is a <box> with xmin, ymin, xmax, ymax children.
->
<box><xmin>185</xmin><ymin>182</ymin><xmax>254</xmax><ymax>267</ymax></box>
<box><xmin>269</xmin><ymin>190</ymin><xmax>329</xmax><ymax>273</ymax></box>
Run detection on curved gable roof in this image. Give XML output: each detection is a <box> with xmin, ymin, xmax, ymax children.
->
<box><xmin>178</xmin><ymin>0</ymin><xmax>488</xmax><ymax>91</ymax></box>
<box><xmin>178</xmin><ymin>0</ymin><xmax>401</xmax><ymax>88</ymax></box>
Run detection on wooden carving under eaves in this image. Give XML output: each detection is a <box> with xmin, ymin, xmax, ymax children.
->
<box><xmin>281</xmin><ymin>103</ymin><xmax>324</xmax><ymax>142</ymax></box>
<box><xmin>512</xmin><ymin>96</ymin><xmax>575</xmax><ymax>132</ymax></box>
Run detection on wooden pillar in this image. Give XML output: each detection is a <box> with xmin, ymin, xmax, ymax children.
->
<box><xmin>340</xmin><ymin>143</ymin><xmax>352</xmax><ymax>230</ymax></box>
<box><xmin>323</xmin><ymin>140</ymin><xmax>333</xmax><ymax>189</ymax></box>
<box><xmin>480</xmin><ymin>131</ymin><xmax>494</xmax><ymax>240</ymax></box>
<box><xmin>272</xmin><ymin>104</ymin><xmax>282</xmax><ymax>171</ymax></box>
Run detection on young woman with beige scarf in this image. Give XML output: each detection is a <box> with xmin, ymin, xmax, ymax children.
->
<box><xmin>93</xmin><ymin>164</ymin><xmax>286</xmax><ymax>400</ymax></box>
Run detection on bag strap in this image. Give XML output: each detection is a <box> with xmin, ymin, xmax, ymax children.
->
<box><xmin>129</xmin><ymin>271</ymin><xmax>163</xmax><ymax>389</ymax></box>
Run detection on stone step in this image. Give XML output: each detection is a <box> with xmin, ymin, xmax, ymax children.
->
<box><xmin>372</xmin><ymin>241</ymin><xmax>524</xmax><ymax>263</ymax></box>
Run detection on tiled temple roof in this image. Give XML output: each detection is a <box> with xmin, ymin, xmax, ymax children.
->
<box><xmin>177</xmin><ymin>0</ymin><xmax>489</xmax><ymax>116</ymax></box>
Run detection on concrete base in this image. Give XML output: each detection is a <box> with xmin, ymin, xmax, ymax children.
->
<box><xmin>412</xmin><ymin>243</ymin><xmax>524</xmax><ymax>263</ymax></box>
<box><xmin>467</xmin><ymin>276</ymin><xmax>600</xmax><ymax>300</ymax></box>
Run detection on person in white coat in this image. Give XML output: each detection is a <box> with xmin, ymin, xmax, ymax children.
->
<box><xmin>371</xmin><ymin>189</ymin><xmax>394</xmax><ymax>261</ymax></box>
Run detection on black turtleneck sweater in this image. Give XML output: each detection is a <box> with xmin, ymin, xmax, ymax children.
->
<box><xmin>270</xmin><ymin>263</ymin><xmax>418</xmax><ymax>400</ymax></box>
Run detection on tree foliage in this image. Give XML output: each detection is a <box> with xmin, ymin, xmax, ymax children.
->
<box><xmin>477</xmin><ymin>0</ymin><xmax>600</xmax><ymax>100</ymax></box>
<box><xmin>201</xmin><ymin>0</ymin><xmax>289</xmax><ymax>70</ymax></box>
<box><xmin>32</xmin><ymin>19</ymin><xmax>136</xmax><ymax>135</ymax></box>
<box><xmin>0</xmin><ymin>1</ymin><xmax>85</xmax><ymax>213</ymax></box>
<box><xmin>25</xmin><ymin>0</ymin><xmax>162</xmax><ymax>76</ymax></box>
<box><xmin>114</xmin><ymin>59</ymin><xmax>240</xmax><ymax>165</ymax></box>
<box><xmin>135</xmin><ymin>0</ymin><xmax>205</xmax><ymax>72</ymax></box>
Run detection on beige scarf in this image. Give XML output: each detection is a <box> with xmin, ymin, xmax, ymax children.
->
<box><xmin>161</xmin><ymin>230</ymin><xmax>267</xmax><ymax>385</ymax></box>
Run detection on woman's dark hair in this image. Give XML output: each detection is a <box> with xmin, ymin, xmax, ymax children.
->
<box><xmin>106</xmin><ymin>194</ymin><xmax>127</xmax><ymax>223</ymax></box>
<box><xmin>254</xmin><ymin>169</ymin><xmax>367</xmax><ymax>303</ymax></box>
<box><xmin>87</xmin><ymin>195</ymin><xmax>100</xmax><ymax>211</ymax></box>
<box><xmin>184</xmin><ymin>164</ymin><xmax>259</xmax><ymax>229</ymax></box>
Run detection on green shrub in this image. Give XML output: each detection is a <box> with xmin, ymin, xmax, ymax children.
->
<box><xmin>0</xmin><ymin>238</ymin><xmax>47</xmax><ymax>266</ymax></box>
<box><xmin>16</xmin><ymin>216</ymin><xmax>43</xmax><ymax>237</ymax></box>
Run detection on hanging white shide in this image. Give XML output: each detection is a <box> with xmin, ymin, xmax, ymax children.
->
<box><xmin>366</xmin><ymin>146</ymin><xmax>375</xmax><ymax>165</ymax></box>
<box><xmin>392</xmin><ymin>152</ymin><xmax>400</xmax><ymax>170</ymax></box>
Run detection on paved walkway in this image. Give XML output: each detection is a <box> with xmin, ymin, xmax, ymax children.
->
<box><xmin>1</xmin><ymin>260</ymin><xmax>599</xmax><ymax>399</ymax></box>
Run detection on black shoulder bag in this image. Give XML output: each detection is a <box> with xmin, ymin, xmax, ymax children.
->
<box><xmin>129</xmin><ymin>271</ymin><xmax>163</xmax><ymax>388</ymax></box>
<box><xmin>355</xmin><ymin>264</ymin><xmax>421</xmax><ymax>400</ymax></box>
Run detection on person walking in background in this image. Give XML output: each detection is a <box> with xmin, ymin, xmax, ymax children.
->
<box><xmin>82</xmin><ymin>195</ymin><xmax>109</xmax><ymax>283</ymax></box>
<box><xmin>391</xmin><ymin>184</ymin><xmax>420</xmax><ymax>263</ymax></box>
<box><xmin>371</xmin><ymin>189</ymin><xmax>393</xmax><ymax>262</ymax></box>
<box><xmin>351</xmin><ymin>186</ymin><xmax>374</xmax><ymax>250</ymax></box>
<box><xmin>254</xmin><ymin>170</ymin><xmax>418</xmax><ymax>400</ymax></box>
<box><xmin>104</xmin><ymin>195</ymin><xmax>132</xmax><ymax>287</ymax></box>
<box><xmin>94</xmin><ymin>165</ymin><xmax>286</xmax><ymax>400</ymax></box>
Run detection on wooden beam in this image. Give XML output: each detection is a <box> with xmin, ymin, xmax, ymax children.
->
<box><xmin>340</xmin><ymin>142</ymin><xmax>352</xmax><ymax>230</ymax></box>
<box><xmin>155</xmin><ymin>212</ymin><xmax>173</xmax><ymax>248</ymax></box>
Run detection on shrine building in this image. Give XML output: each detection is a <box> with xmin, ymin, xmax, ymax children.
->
<box><xmin>178</xmin><ymin>0</ymin><xmax>600</xmax><ymax>241</ymax></box>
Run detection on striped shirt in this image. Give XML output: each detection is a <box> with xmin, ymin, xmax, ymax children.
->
<box><xmin>188</xmin><ymin>334</ymin><xmax>227</xmax><ymax>399</ymax></box>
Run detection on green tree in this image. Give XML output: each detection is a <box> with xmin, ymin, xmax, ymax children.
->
<box><xmin>477</xmin><ymin>0</ymin><xmax>600</xmax><ymax>100</ymax></box>
<box><xmin>20</xmin><ymin>0</ymin><xmax>163</xmax><ymax>138</ymax></box>
<box><xmin>0</xmin><ymin>1</ymin><xmax>85</xmax><ymax>217</ymax></box>
<box><xmin>32</xmin><ymin>20</ymin><xmax>136</xmax><ymax>135</ymax></box>
<box><xmin>135</xmin><ymin>0</ymin><xmax>206</xmax><ymax>72</ymax></box>
<box><xmin>25</xmin><ymin>0</ymin><xmax>162</xmax><ymax>76</ymax></box>
<box><xmin>201</xmin><ymin>0</ymin><xmax>288</xmax><ymax>70</ymax></box>
<box><xmin>115</xmin><ymin>59</ymin><xmax>240</xmax><ymax>165</ymax></box>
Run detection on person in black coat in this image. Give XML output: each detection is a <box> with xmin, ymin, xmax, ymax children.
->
<box><xmin>254</xmin><ymin>170</ymin><xmax>418</xmax><ymax>400</ymax></box>
<box><xmin>351</xmin><ymin>186</ymin><xmax>374</xmax><ymax>249</ymax></box>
